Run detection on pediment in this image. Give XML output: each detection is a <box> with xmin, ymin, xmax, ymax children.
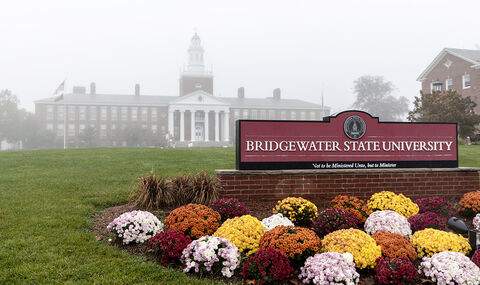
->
<box><xmin>170</xmin><ymin>90</ymin><xmax>229</xmax><ymax>107</ymax></box>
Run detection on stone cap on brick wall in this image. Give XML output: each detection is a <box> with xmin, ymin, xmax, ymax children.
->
<box><xmin>216</xmin><ymin>167</ymin><xmax>480</xmax><ymax>175</ymax></box>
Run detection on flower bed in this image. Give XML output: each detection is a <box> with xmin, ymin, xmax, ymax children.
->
<box><xmin>241</xmin><ymin>248</ymin><xmax>293</xmax><ymax>284</ymax></box>
<box><xmin>148</xmin><ymin>230</ymin><xmax>191</xmax><ymax>265</ymax></box>
<box><xmin>410</xmin><ymin>228</ymin><xmax>471</xmax><ymax>257</ymax></box>
<box><xmin>261</xmin><ymin>213</ymin><xmax>294</xmax><ymax>230</ymax></box>
<box><xmin>367</xmin><ymin>191</ymin><xmax>419</xmax><ymax>218</ymax></box>
<box><xmin>299</xmin><ymin>252</ymin><xmax>359</xmax><ymax>285</ymax></box>
<box><xmin>273</xmin><ymin>197</ymin><xmax>318</xmax><ymax>226</ymax></box>
<box><xmin>322</xmin><ymin>228</ymin><xmax>382</xmax><ymax>269</ymax></box>
<box><xmin>331</xmin><ymin>195</ymin><xmax>370</xmax><ymax>222</ymax></box>
<box><xmin>408</xmin><ymin>211</ymin><xmax>446</xmax><ymax>232</ymax></box>
<box><xmin>312</xmin><ymin>207</ymin><xmax>360</xmax><ymax>237</ymax></box>
<box><xmin>419</xmin><ymin>251</ymin><xmax>480</xmax><ymax>285</ymax></box>
<box><xmin>375</xmin><ymin>257</ymin><xmax>418</xmax><ymax>285</ymax></box>
<box><xmin>164</xmin><ymin>203</ymin><xmax>221</xmax><ymax>239</ymax></box>
<box><xmin>107</xmin><ymin>210</ymin><xmax>163</xmax><ymax>244</ymax></box>
<box><xmin>460</xmin><ymin>191</ymin><xmax>480</xmax><ymax>216</ymax></box>
<box><xmin>364</xmin><ymin>210</ymin><xmax>412</xmax><ymax>236</ymax></box>
<box><xmin>210</xmin><ymin>198</ymin><xmax>250</xmax><ymax>222</ymax></box>
<box><xmin>372</xmin><ymin>231</ymin><xmax>417</xmax><ymax>261</ymax></box>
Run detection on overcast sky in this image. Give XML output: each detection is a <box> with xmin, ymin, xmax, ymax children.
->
<box><xmin>1</xmin><ymin>0</ymin><xmax>479</xmax><ymax>112</ymax></box>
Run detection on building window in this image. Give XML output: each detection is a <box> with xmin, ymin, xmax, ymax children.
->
<box><xmin>290</xmin><ymin>111</ymin><xmax>297</xmax><ymax>120</ymax></box>
<box><xmin>268</xmin><ymin>110</ymin><xmax>275</xmax><ymax>119</ymax></box>
<box><xmin>111</xmin><ymin>107</ymin><xmax>118</xmax><ymax>121</ymax></box>
<box><xmin>140</xmin><ymin>107</ymin><xmax>148</xmax><ymax>121</ymax></box>
<box><xmin>131</xmin><ymin>107</ymin><xmax>138</xmax><ymax>121</ymax></box>
<box><xmin>446</xmin><ymin>78</ymin><xmax>453</xmax><ymax>91</ymax></box>
<box><xmin>260</xmin><ymin>110</ymin><xmax>267</xmax><ymax>119</ymax></box>
<box><xmin>121</xmin><ymin>107</ymin><xmax>128</xmax><ymax>121</ymax></box>
<box><xmin>68</xmin><ymin>124</ymin><xmax>75</xmax><ymax>136</ymax></box>
<box><xmin>152</xmin><ymin>124</ymin><xmax>158</xmax><ymax>133</ymax></box>
<box><xmin>234</xmin><ymin>110</ymin><xmax>240</xmax><ymax>119</ymax></box>
<box><xmin>463</xmin><ymin>74</ymin><xmax>471</xmax><ymax>89</ymax></box>
<box><xmin>300</xmin><ymin>111</ymin><xmax>307</xmax><ymax>120</ymax></box>
<box><xmin>310</xmin><ymin>111</ymin><xmax>316</xmax><ymax>120</ymax></box>
<box><xmin>242</xmin><ymin>110</ymin><xmax>248</xmax><ymax>119</ymax></box>
<box><xmin>100</xmin><ymin>124</ymin><xmax>107</xmax><ymax>137</ymax></box>
<box><xmin>56</xmin><ymin>123</ymin><xmax>64</xmax><ymax>136</ymax></box>
<box><xmin>281</xmin><ymin>111</ymin><xmax>287</xmax><ymax>120</ymax></box>
<box><xmin>151</xmin><ymin>108</ymin><xmax>157</xmax><ymax>121</ymax></box>
<box><xmin>57</xmin><ymin>106</ymin><xmax>65</xmax><ymax>121</ymax></box>
<box><xmin>46</xmin><ymin>105</ymin><xmax>54</xmax><ymax>120</ymax></box>
<box><xmin>251</xmin><ymin>110</ymin><xmax>258</xmax><ymax>120</ymax></box>
<box><xmin>100</xmin><ymin>106</ymin><xmax>107</xmax><ymax>121</ymax></box>
<box><xmin>111</xmin><ymin>124</ymin><xmax>116</xmax><ymax>130</ymax></box>
<box><xmin>79</xmin><ymin>106</ymin><xmax>86</xmax><ymax>120</ymax></box>
<box><xmin>431</xmin><ymin>81</ymin><xmax>443</xmax><ymax>92</ymax></box>
<box><xmin>89</xmin><ymin>106</ymin><xmax>97</xmax><ymax>121</ymax></box>
<box><xmin>46</xmin><ymin>123</ymin><xmax>53</xmax><ymax>131</ymax></box>
<box><xmin>68</xmin><ymin>106</ymin><xmax>76</xmax><ymax>120</ymax></box>
<box><xmin>79</xmin><ymin>124</ymin><xmax>85</xmax><ymax>131</ymax></box>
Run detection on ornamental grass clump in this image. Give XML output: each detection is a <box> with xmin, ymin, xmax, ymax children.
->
<box><xmin>164</xmin><ymin>204</ymin><xmax>221</xmax><ymax>239</ymax></box>
<box><xmin>210</xmin><ymin>197</ymin><xmax>250</xmax><ymax>222</ymax></box>
<box><xmin>259</xmin><ymin>226</ymin><xmax>321</xmax><ymax>267</ymax></box>
<box><xmin>298</xmin><ymin>252</ymin><xmax>359</xmax><ymax>285</ymax></box>
<box><xmin>415</xmin><ymin>196</ymin><xmax>454</xmax><ymax>217</ymax></box>
<box><xmin>107</xmin><ymin>210</ymin><xmax>163</xmax><ymax>244</ymax></box>
<box><xmin>419</xmin><ymin>251</ymin><xmax>480</xmax><ymax>285</ymax></box>
<box><xmin>410</xmin><ymin>228</ymin><xmax>471</xmax><ymax>257</ymax></box>
<box><xmin>241</xmin><ymin>248</ymin><xmax>294</xmax><ymax>284</ymax></box>
<box><xmin>189</xmin><ymin>171</ymin><xmax>220</xmax><ymax>205</ymax></box>
<box><xmin>131</xmin><ymin>174</ymin><xmax>174</xmax><ymax>209</ymax></box>
<box><xmin>367</xmin><ymin>191</ymin><xmax>419</xmax><ymax>218</ymax></box>
<box><xmin>374</xmin><ymin>257</ymin><xmax>418</xmax><ymax>285</ymax></box>
<box><xmin>459</xmin><ymin>191</ymin><xmax>480</xmax><ymax>216</ymax></box>
<box><xmin>213</xmin><ymin>215</ymin><xmax>265</xmax><ymax>256</ymax></box>
<box><xmin>273</xmin><ymin>197</ymin><xmax>318</xmax><ymax>226</ymax></box>
<box><xmin>147</xmin><ymin>230</ymin><xmax>191</xmax><ymax>266</ymax></box>
<box><xmin>364</xmin><ymin>210</ymin><xmax>412</xmax><ymax>236</ymax></box>
<box><xmin>331</xmin><ymin>195</ymin><xmax>370</xmax><ymax>223</ymax></box>
<box><xmin>372</xmin><ymin>231</ymin><xmax>417</xmax><ymax>261</ymax></box>
<box><xmin>261</xmin><ymin>213</ymin><xmax>294</xmax><ymax>231</ymax></box>
<box><xmin>322</xmin><ymin>229</ymin><xmax>382</xmax><ymax>269</ymax></box>
<box><xmin>181</xmin><ymin>236</ymin><xmax>240</xmax><ymax>278</ymax></box>
<box><xmin>312</xmin><ymin>208</ymin><xmax>361</xmax><ymax>237</ymax></box>
<box><xmin>408</xmin><ymin>211</ymin><xmax>446</xmax><ymax>232</ymax></box>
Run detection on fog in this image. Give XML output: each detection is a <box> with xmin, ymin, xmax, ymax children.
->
<box><xmin>1</xmin><ymin>0</ymin><xmax>478</xmax><ymax>112</ymax></box>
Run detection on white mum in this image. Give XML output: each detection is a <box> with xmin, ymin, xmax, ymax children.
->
<box><xmin>107</xmin><ymin>210</ymin><xmax>163</xmax><ymax>244</ymax></box>
<box><xmin>261</xmin><ymin>213</ymin><xmax>294</xmax><ymax>230</ymax></box>
<box><xmin>420</xmin><ymin>251</ymin><xmax>480</xmax><ymax>285</ymax></box>
<box><xmin>364</xmin><ymin>210</ymin><xmax>412</xmax><ymax>236</ymax></box>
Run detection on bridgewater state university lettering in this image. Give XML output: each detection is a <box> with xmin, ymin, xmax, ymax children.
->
<box><xmin>245</xmin><ymin>140</ymin><xmax>454</xmax><ymax>152</ymax></box>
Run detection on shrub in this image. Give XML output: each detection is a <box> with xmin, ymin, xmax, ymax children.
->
<box><xmin>298</xmin><ymin>252</ymin><xmax>359</xmax><ymax>285</ymax></box>
<box><xmin>415</xmin><ymin>196</ymin><xmax>454</xmax><ymax>216</ymax></box>
<box><xmin>259</xmin><ymin>226</ymin><xmax>321</xmax><ymax>267</ymax></box>
<box><xmin>364</xmin><ymin>210</ymin><xmax>412</xmax><ymax>236</ymax></box>
<box><xmin>459</xmin><ymin>191</ymin><xmax>480</xmax><ymax>216</ymax></box>
<box><xmin>331</xmin><ymin>195</ymin><xmax>370</xmax><ymax>222</ymax></box>
<box><xmin>261</xmin><ymin>213</ymin><xmax>294</xmax><ymax>231</ymax></box>
<box><xmin>410</xmin><ymin>228</ymin><xmax>471</xmax><ymax>257</ymax></box>
<box><xmin>367</xmin><ymin>191</ymin><xmax>419</xmax><ymax>218</ymax></box>
<box><xmin>210</xmin><ymin>198</ymin><xmax>250</xmax><ymax>222</ymax></box>
<box><xmin>311</xmin><ymin>208</ymin><xmax>360</xmax><ymax>237</ymax></box>
<box><xmin>181</xmin><ymin>236</ymin><xmax>240</xmax><ymax>278</ymax></box>
<box><xmin>372</xmin><ymin>231</ymin><xmax>417</xmax><ymax>261</ymax></box>
<box><xmin>241</xmin><ymin>248</ymin><xmax>294</xmax><ymax>284</ymax></box>
<box><xmin>374</xmin><ymin>257</ymin><xmax>418</xmax><ymax>285</ymax></box>
<box><xmin>169</xmin><ymin>174</ymin><xmax>194</xmax><ymax>205</ymax></box>
<box><xmin>164</xmin><ymin>204</ymin><xmax>221</xmax><ymax>239</ymax></box>
<box><xmin>190</xmin><ymin>171</ymin><xmax>220</xmax><ymax>204</ymax></box>
<box><xmin>147</xmin><ymin>230</ymin><xmax>191</xmax><ymax>266</ymax></box>
<box><xmin>213</xmin><ymin>215</ymin><xmax>265</xmax><ymax>256</ymax></box>
<box><xmin>419</xmin><ymin>252</ymin><xmax>480</xmax><ymax>285</ymax></box>
<box><xmin>472</xmin><ymin>250</ymin><xmax>480</xmax><ymax>267</ymax></box>
<box><xmin>322</xmin><ymin>229</ymin><xmax>382</xmax><ymax>269</ymax></box>
<box><xmin>408</xmin><ymin>211</ymin><xmax>446</xmax><ymax>232</ymax></box>
<box><xmin>130</xmin><ymin>174</ymin><xmax>174</xmax><ymax>209</ymax></box>
<box><xmin>273</xmin><ymin>197</ymin><xmax>318</xmax><ymax>226</ymax></box>
<box><xmin>107</xmin><ymin>210</ymin><xmax>163</xmax><ymax>244</ymax></box>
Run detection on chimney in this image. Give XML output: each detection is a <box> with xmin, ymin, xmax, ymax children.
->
<box><xmin>237</xmin><ymin>87</ymin><xmax>245</xmax><ymax>99</ymax></box>
<box><xmin>90</xmin><ymin>82</ymin><xmax>96</xmax><ymax>95</ymax></box>
<box><xmin>135</xmin><ymin>84</ymin><xmax>140</xmax><ymax>96</ymax></box>
<box><xmin>72</xmin><ymin>86</ymin><xmax>86</xmax><ymax>95</ymax></box>
<box><xmin>273</xmin><ymin>88</ymin><xmax>281</xmax><ymax>100</ymax></box>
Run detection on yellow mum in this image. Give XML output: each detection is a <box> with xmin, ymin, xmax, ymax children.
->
<box><xmin>410</xmin><ymin>228</ymin><xmax>471</xmax><ymax>257</ymax></box>
<box><xmin>322</xmin><ymin>229</ymin><xmax>382</xmax><ymax>269</ymax></box>
<box><xmin>273</xmin><ymin>197</ymin><xmax>318</xmax><ymax>226</ymax></box>
<box><xmin>214</xmin><ymin>215</ymin><xmax>265</xmax><ymax>255</ymax></box>
<box><xmin>367</xmin><ymin>191</ymin><xmax>419</xmax><ymax>218</ymax></box>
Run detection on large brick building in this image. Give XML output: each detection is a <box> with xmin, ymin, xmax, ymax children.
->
<box><xmin>417</xmin><ymin>48</ymin><xmax>480</xmax><ymax>112</ymax></box>
<box><xmin>34</xmin><ymin>33</ymin><xmax>330</xmax><ymax>147</ymax></box>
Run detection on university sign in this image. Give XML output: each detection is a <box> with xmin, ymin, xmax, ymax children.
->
<box><xmin>236</xmin><ymin>110</ymin><xmax>458</xmax><ymax>170</ymax></box>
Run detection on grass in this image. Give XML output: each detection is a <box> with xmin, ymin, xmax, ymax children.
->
<box><xmin>0</xmin><ymin>145</ymin><xmax>478</xmax><ymax>284</ymax></box>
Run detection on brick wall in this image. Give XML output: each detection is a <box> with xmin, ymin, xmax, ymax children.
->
<box><xmin>216</xmin><ymin>168</ymin><xmax>480</xmax><ymax>208</ymax></box>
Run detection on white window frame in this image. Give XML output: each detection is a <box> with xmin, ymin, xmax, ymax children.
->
<box><xmin>446</xmin><ymin>78</ymin><xmax>453</xmax><ymax>91</ymax></box>
<box><xmin>463</xmin><ymin>74</ymin><xmax>471</xmax><ymax>89</ymax></box>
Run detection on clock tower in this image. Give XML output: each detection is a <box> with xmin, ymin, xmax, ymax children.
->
<box><xmin>179</xmin><ymin>33</ymin><xmax>213</xmax><ymax>96</ymax></box>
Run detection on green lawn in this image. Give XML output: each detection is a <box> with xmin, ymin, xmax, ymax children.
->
<box><xmin>0</xmin><ymin>145</ymin><xmax>479</xmax><ymax>284</ymax></box>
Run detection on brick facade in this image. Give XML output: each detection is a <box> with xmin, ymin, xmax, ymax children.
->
<box><xmin>216</xmin><ymin>168</ymin><xmax>480</xmax><ymax>208</ymax></box>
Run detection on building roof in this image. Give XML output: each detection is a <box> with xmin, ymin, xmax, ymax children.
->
<box><xmin>417</xmin><ymin>48</ymin><xmax>480</xmax><ymax>81</ymax></box>
<box><xmin>35</xmin><ymin>93</ymin><xmax>327</xmax><ymax>110</ymax></box>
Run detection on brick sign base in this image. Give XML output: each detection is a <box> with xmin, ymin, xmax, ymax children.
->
<box><xmin>216</xmin><ymin>168</ymin><xmax>480</xmax><ymax>208</ymax></box>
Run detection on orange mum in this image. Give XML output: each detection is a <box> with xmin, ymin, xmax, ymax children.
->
<box><xmin>459</xmin><ymin>191</ymin><xmax>480</xmax><ymax>216</ymax></box>
<box><xmin>164</xmin><ymin>203</ymin><xmax>221</xmax><ymax>239</ymax></box>
<box><xmin>372</xmin><ymin>231</ymin><xmax>417</xmax><ymax>261</ymax></box>
<box><xmin>331</xmin><ymin>195</ymin><xmax>371</xmax><ymax>222</ymax></box>
<box><xmin>259</xmin><ymin>226</ymin><xmax>320</xmax><ymax>266</ymax></box>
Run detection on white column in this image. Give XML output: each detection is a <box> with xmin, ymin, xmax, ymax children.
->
<box><xmin>190</xmin><ymin>110</ymin><xmax>196</xmax><ymax>142</ymax></box>
<box><xmin>168</xmin><ymin>110</ymin><xmax>174</xmax><ymax>138</ymax></box>
<box><xmin>180</xmin><ymin>110</ymin><xmax>185</xmax><ymax>142</ymax></box>
<box><xmin>224</xmin><ymin>111</ymin><xmax>230</xmax><ymax>142</ymax></box>
<box><xmin>214</xmin><ymin>111</ymin><xmax>220</xmax><ymax>142</ymax></box>
<box><xmin>204</xmin><ymin>110</ymin><xmax>209</xmax><ymax>142</ymax></box>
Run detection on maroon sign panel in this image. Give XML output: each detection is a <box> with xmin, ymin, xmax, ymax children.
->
<box><xmin>236</xmin><ymin>110</ymin><xmax>458</xmax><ymax>170</ymax></box>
